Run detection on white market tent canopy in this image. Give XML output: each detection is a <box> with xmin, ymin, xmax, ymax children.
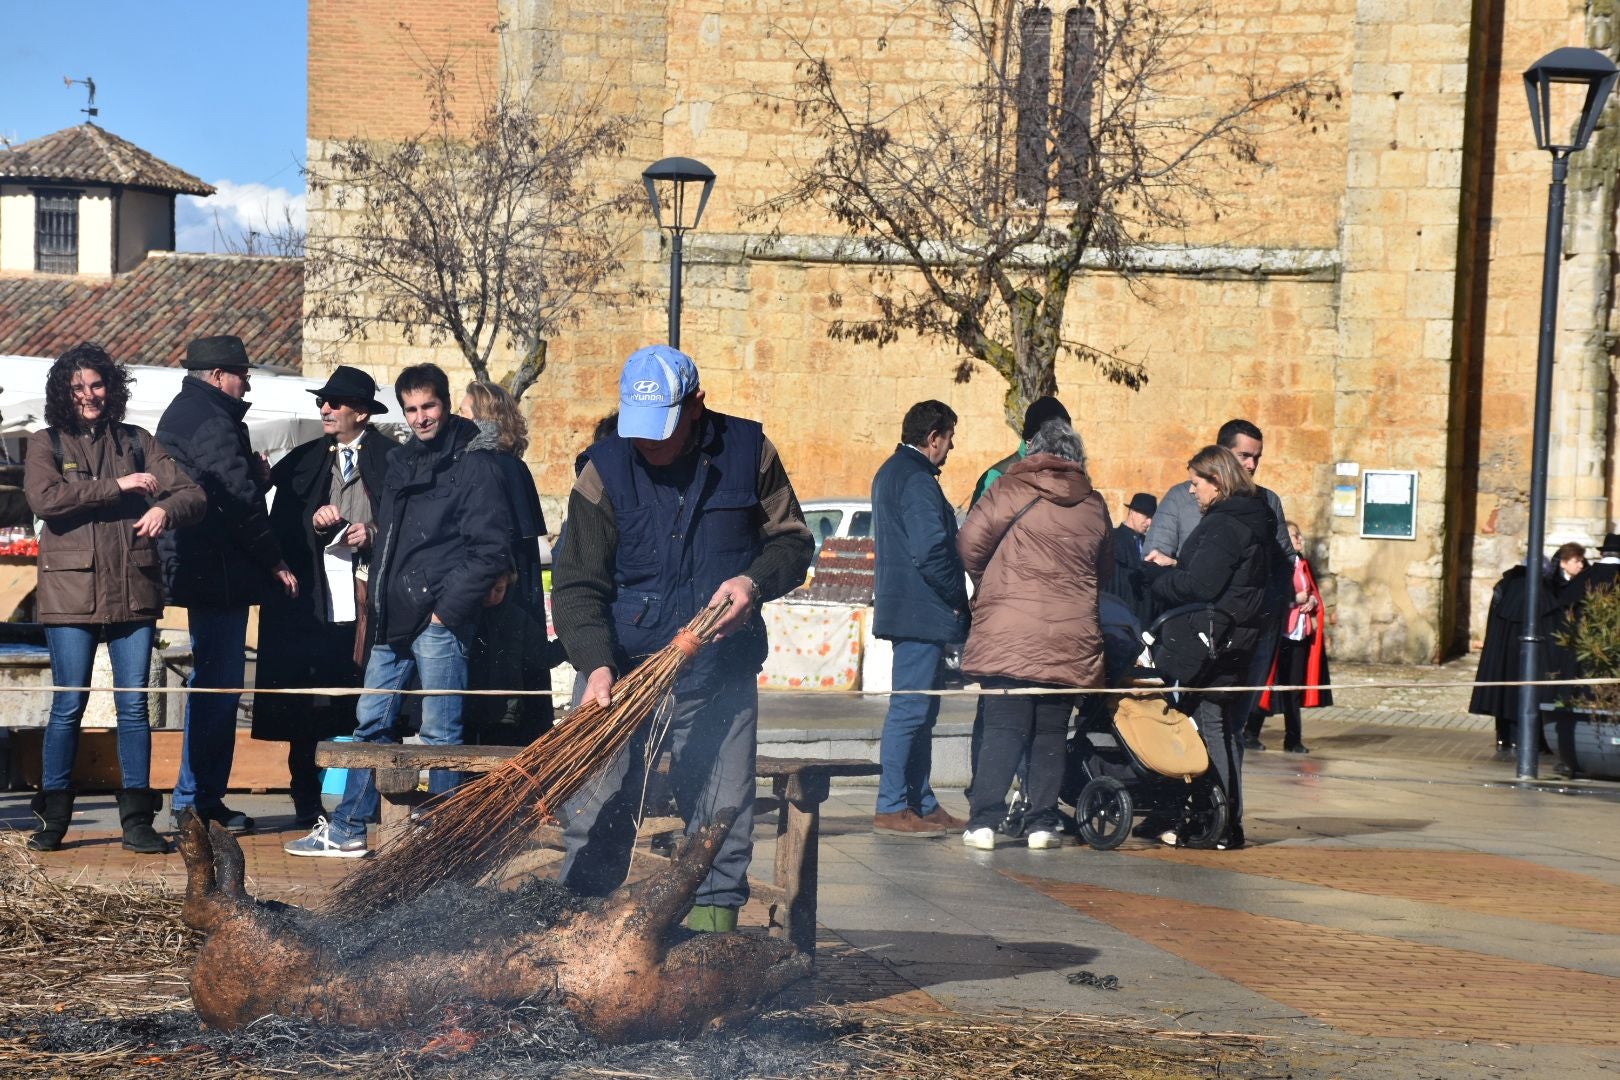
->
<box><xmin>0</xmin><ymin>355</ymin><xmax>394</xmax><ymax>456</ymax></box>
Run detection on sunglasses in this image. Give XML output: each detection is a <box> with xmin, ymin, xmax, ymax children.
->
<box><xmin>316</xmin><ymin>397</ymin><xmax>363</xmax><ymax>410</ymax></box>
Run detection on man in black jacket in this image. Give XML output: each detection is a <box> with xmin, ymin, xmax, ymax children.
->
<box><xmin>1104</xmin><ymin>492</ymin><xmax>1157</xmax><ymax>627</ymax></box>
<box><xmin>157</xmin><ymin>335</ymin><xmax>298</xmax><ymax>834</ymax></box>
<box><xmin>286</xmin><ymin>363</ymin><xmax>511</xmax><ymax>858</ymax></box>
<box><xmin>255</xmin><ymin>367</ymin><xmax>398</xmax><ymax>827</ymax></box>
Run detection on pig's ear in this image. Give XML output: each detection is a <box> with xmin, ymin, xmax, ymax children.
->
<box><xmin>179</xmin><ymin>809</ymin><xmax>234</xmax><ymax>931</ymax></box>
<box><xmin>207</xmin><ymin>819</ymin><xmax>248</xmax><ymax>901</ymax></box>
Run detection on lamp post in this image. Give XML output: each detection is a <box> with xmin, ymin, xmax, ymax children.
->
<box><xmin>641</xmin><ymin>157</ymin><xmax>716</xmax><ymax>350</ymax></box>
<box><xmin>1516</xmin><ymin>48</ymin><xmax>1618</xmax><ymax>780</ymax></box>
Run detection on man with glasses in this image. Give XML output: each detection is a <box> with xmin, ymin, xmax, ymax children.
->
<box><xmin>156</xmin><ymin>335</ymin><xmax>299</xmax><ymax>834</ymax></box>
<box><xmin>254</xmin><ymin>367</ymin><xmax>398</xmax><ymax>826</ymax></box>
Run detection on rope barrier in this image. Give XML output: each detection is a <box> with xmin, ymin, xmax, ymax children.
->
<box><xmin>0</xmin><ymin>676</ymin><xmax>1615</xmax><ymax>699</ymax></box>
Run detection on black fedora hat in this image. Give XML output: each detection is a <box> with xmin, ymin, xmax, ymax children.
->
<box><xmin>1603</xmin><ymin>532</ymin><xmax>1620</xmax><ymax>555</ymax></box>
<box><xmin>306</xmin><ymin>365</ymin><xmax>389</xmax><ymax>415</ymax></box>
<box><xmin>1126</xmin><ymin>492</ymin><xmax>1158</xmax><ymax>517</ymax></box>
<box><xmin>184</xmin><ymin>335</ymin><xmax>252</xmax><ymax>371</ymax></box>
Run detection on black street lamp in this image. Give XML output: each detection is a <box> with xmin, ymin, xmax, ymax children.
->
<box><xmin>1516</xmin><ymin>47</ymin><xmax>1618</xmax><ymax>780</ymax></box>
<box><xmin>641</xmin><ymin>157</ymin><xmax>716</xmax><ymax>350</ymax></box>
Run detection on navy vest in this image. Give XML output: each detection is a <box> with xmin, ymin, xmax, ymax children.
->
<box><xmin>585</xmin><ymin>411</ymin><xmax>767</xmax><ymax>684</ymax></box>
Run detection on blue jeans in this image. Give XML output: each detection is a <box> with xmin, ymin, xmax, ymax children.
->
<box><xmin>43</xmin><ymin>621</ymin><xmax>156</xmax><ymax>791</ymax></box>
<box><xmin>329</xmin><ymin>622</ymin><xmax>470</xmax><ymax>844</ymax></box>
<box><xmin>173</xmin><ymin>606</ymin><xmax>250</xmax><ymax>814</ymax></box>
<box><xmin>877</xmin><ymin>639</ymin><xmax>945</xmax><ymax>816</ymax></box>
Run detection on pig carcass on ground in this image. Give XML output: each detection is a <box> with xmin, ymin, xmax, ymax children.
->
<box><xmin>177</xmin><ymin>808</ymin><xmax>812</xmax><ymax>1042</ymax></box>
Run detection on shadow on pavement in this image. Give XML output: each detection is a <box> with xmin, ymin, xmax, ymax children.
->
<box><xmin>1259</xmin><ymin>816</ymin><xmax>1434</xmax><ymax>839</ymax></box>
<box><xmin>828</xmin><ymin>929</ymin><xmax>1100</xmax><ymax>998</ymax></box>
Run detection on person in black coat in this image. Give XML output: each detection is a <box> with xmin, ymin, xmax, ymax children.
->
<box><xmin>156</xmin><ymin>335</ymin><xmax>299</xmax><ymax>834</ymax></box>
<box><xmin>456</xmin><ymin>380</ymin><xmax>555</xmax><ymax>745</ymax></box>
<box><xmin>1469</xmin><ymin>562</ymin><xmax>1562</xmax><ymax>760</ymax></box>
<box><xmin>1150</xmin><ymin>445</ymin><xmax>1277</xmax><ymax>850</ymax></box>
<box><xmin>1103</xmin><ymin>491</ymin><xmax>1157</xmax><ymax>628</ymax></box>
<box><xmin>254</xmin><ymin>367</ymin><xmax>399</xmax><ymax>825</ymax></box>
<box><xmin>286</xmin><ymin>363</ymin><xmax>513</xmax><ymax>859</ymax></box>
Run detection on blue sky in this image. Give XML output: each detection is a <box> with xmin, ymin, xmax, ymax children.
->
<box><xmin>0</xmin><ymin>1</ymin><xmax>306</xmax><ymax>252</ymax></box>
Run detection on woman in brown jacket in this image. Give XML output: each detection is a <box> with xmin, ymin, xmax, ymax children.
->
<box><xmin>23</xmin><ymin>343</ymin><xmax>204</xmax><ymax>854</ymax></box>
<box><xmin>957</xmin><ymin>418</ymin><xmax>1111</xmax><ymax>850</ymax></box>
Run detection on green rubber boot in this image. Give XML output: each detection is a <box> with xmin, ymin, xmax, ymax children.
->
<box><xmin>686</xmin><ymin>904</ymin><xmax>739</xmax><ymax>932</ymax></box>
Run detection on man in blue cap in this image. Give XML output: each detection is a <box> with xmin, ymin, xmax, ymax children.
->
<box><xmin>551</xmin><ymin>344</ymin><xmax>814</xmax><ymax>932</ymax></box>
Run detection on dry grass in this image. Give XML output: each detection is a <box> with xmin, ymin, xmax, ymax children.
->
<box><xmin>832</xmin><ymin>1010</ymin><xmax>1274</xmax><ymax>1078</ymax></box>
<box><xmin>0</xmin><ymin>831</ymin><xmax>196</xmax><ymax>1023</ymax></box>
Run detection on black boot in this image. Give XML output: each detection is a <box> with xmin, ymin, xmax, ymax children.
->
<box><xmin>115</xmin><ymin>789</ymin><xmax>170</xmax><ymax>854</ymax></box>
<box><xmin>27</xmin><ymin>790</ymin><xmax>75</xmax><ymax>852</ymax></box>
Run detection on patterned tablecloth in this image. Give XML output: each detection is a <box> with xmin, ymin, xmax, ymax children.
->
<box><xmin>758</xmin><ymin>600</ymin><xmax>866</xmax><ymax>691</ymax></box>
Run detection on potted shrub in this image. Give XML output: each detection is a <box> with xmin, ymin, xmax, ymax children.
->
<box><xmin>1548</xmin><ymin>581</ymin><xmax>1620</xmax><ymax>780</ymax></box>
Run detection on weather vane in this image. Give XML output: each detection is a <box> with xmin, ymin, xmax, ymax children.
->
<box><xmin>63</xmin><ymin>76</ymin><xmax>98</xmax><ymax>121</ymax></box>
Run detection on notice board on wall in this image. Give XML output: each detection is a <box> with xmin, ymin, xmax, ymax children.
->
<box><xmin>1360</xmin><ymin>470</ymin><xmax>1418</xmax><ymax>540</ymax></box>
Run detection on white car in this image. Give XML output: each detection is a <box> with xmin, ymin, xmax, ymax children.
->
<box><xmin>801</xmin><ymin>498</ymin><xmax>873</xmax><ymax>555</ymax></box>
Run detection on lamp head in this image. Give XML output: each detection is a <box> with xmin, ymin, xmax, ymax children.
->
<box><xmin>1524</xmin><ymin>47</ymin><xmax>1619</xmax><ymax>154</ymax></box>
<box><xmin>641</xmin><ymin>156</ymin><xmax>716</xmax><ymax>233</ymax></box>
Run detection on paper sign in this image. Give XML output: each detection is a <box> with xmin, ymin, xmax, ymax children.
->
<box><xmin>1332</xmin><ymin>484</ymin><xmax>1357</xmax><ymax>517</ymax></box>
<box><xmin>1360</xmin><ymin>470</ymin><xmax>1418</xmax><ymax>540</ymax></box>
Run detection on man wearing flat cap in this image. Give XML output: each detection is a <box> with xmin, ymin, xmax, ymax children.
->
<box><xmin>156</xmin><ymin>335</ymin><xmax>299</xmax><ymax>834</ymax></box>
<box><xmin>254</xmin><ymin>366</ymin><xmax>399</xmax><ymax>827</ymax></box>
<box><xmin>551</xmin><ymin>344</ymin><xmax>814</xmax><ymax>933</ymax></box>
<box><xmin>1103</xmin><ymin>492</ymin><xmax>1158</xmax><ymax>627</ymax></box>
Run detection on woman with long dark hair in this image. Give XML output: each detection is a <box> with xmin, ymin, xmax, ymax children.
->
<box><xmin>1149</xmin><ymin>445</ymin><xmax>1277</xmax><ymax>850</ymax></box>
<box><xmin>23</xmin><ymin>342</ymin><xmax>204</xmax><ymax>853</ymax></box>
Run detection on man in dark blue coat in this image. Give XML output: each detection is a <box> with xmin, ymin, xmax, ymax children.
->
<box><xmin>156</xmin><ymin>335</ymin><xmax>299</xmax><ymax>834</ymax></box>
<box><xmin>286</xmin><ymin>362</ymin><xmax>512</xmax><ymax>858</ymax></box>
<box><xmin>550</xmin><ymin>345</ymin><xmax>814</xmax><ymax>932</ymax></box>
<box><xmin>871</xmin><ymin>400</ymin><xmax>969</xmax><ymax>836</ymax></box>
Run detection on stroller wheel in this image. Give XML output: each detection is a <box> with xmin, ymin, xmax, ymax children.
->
<box><xmin>1076</xmin><ymin>777</ymin><xmax>1133</xmax><ymax>851</ymax></box>
<box><xmin>1180</xmin><ymin>781</ymin><xmax>1229</xmax><ymax>850</ymax></box>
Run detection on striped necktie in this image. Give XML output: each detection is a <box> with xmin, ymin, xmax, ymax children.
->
<box><xmin>341</xmin><ymin>447</ymin><xmax>356</xmax><ymax>484</ymax></box>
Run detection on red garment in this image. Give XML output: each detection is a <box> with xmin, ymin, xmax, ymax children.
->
<box><xmin>1259</xmin><ymin>556</ymin><xmax>1330</xmax><ymax>711</ymax></box>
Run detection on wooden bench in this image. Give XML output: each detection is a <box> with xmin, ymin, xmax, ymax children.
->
<box><xmin>315</xmin><ymin>741</ymin><xmax>878</xmax><ymax>953</ymax></box>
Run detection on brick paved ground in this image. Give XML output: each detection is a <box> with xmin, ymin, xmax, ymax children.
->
<box><xmin>1010</xmin><ymin>875</ymin><xmax>1620</xmax><ymax>1047</ymax></box>
<box><xmin>1133</xmin><ymin>846</ymin><xmax>1620</xmax><ymax>935</ymax></box>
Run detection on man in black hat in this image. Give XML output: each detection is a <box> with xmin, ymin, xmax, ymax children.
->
<box><xmin>1103</xmin><ymin>491</ymin><xmax>1158</xmax><ymax>627</ymax></box>
<box><xmin>156</xmin><ymin>335</ymin><xmax>299</xmax><ymax>834</ymax></box>
<box><xmin>253</xmin><ymin>366</ymin><xmax>399</xmax><ymax>826</ymax></box>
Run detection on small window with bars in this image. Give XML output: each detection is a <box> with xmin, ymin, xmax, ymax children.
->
<box><xmin>35</xmin><ymin>191</ymin><xmax>80</xmax><ymax>274</ymax></box>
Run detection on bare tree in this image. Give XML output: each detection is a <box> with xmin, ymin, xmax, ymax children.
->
<box><xmin>214</xmin><ymin>202</ymin><xmax>306</xmax><ymax>258</ymax></box>
<box><xmin>304</xmin><ymin>27</ymin><xmax>640</xmax><ymax>401</ymax></box>
<box><xmin>753</xmin><ymin>0</ymin><xmax>1334</xmax><ymax>429</ymax></box>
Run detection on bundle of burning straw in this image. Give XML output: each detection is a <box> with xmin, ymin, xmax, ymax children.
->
<box><xmin>326</xmin><ymin>598</ymin><xmax>733</xmax><ymax>915</ymax></box>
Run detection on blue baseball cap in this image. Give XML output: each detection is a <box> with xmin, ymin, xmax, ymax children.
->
<box><xmin>618</xmin><ymin>344</ymin><xmax>700</xmax><ymax>440</ymax></box>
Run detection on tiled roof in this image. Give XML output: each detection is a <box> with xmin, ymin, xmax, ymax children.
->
<box><xmin>0</xmin><ymin>252</ymin><xmax>302</xmax><ymax>370</ymax></box>
<box><xmin>0</xmin><ymin>124</ymin><xmax>214</xmax><ymax>196</ymax></box>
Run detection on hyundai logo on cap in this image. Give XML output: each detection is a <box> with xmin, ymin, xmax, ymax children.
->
<box><xmin>618</xmin><ymin>344</ymin><xmax>700</xmax><ymax>440</ymax></box>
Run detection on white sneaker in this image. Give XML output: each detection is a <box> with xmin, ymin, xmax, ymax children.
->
<box><xmin>1159</xmin><ymin>830</ymin><xmax>1179</xmax><ymax>847</ymax></box>
<box><xmin>283</xmin><ymin>816</ymin><xmax>369</xmax><ymax>858</ymax></box>
<box><xmin>1027</xmin><ymin>829</ymin><xmax>1063</xmax><ymax>850</ymax></box>
<box><xmin>962</xmin><ymin>826</ymin><xmax>996</xmax><ymax>850</ymax></box>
